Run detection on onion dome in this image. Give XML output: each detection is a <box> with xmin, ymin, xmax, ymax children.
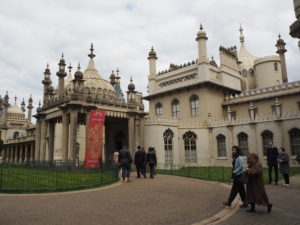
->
<box><xmin>47</xmin><ymin>85</ymin><xmax>54</xmax><ymax>94</ymax></box>
<box><xmin>276</xmin><ymin>34</ymin><xmax>287</xmax><ymax>54</ymax></box>
<box><xmin>110</xmin><ymin>70</ymin><xmax>116</xmax><ymax>85</ymax></box>
<box><xmin>74</xmin><ymin>63</ymin><xmax>83</xmax><ymax>80</ymax></box>
<box><xmin>148</xmin><ymin>46</ymin><xmax>157</xmax><ymax>59</ymax></box>
<box><xmin>196</xmin><ymin>24</ymin><xmax>208</xmax><ymax>41</ymax></box>
<box><xmin>8</xmin><ymin>96</ymin><xmax>24</xmax><ymax>115</ymax></box>
<box><xmin>128</xmin><ymin>76</ymin><xmax>135</xmax><ymax>91</ymax></box>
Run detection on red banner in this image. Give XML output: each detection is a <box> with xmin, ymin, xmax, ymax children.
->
<box><xmin>85</xmin><ymin>110</ymin><xmax>106</xmax><ymax>168</ymax></box>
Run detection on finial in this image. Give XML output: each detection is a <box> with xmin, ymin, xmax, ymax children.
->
<box><xmin>151</xmin><ymin>46</ymin><xmax>154</xmax><ymax>51</ymax></box>
<box><xmin>38</xmin><ymin>100</ymin><xmax>41</xmax><ymax>108</ymax></box>
<box><xmin>61</xmin><ymin>53</ymin><xmax>64</xmax><ymax>59</ymax></box>
<box><xmin>14</xmin><ymin>95</ymin><xmax>17</xmax><ymax>102</ymax></box>
<box><xmin>47</xmin><ymin>63</ymin><xmax>49</xmax><ymax>69</ymax></box>
<box><xmin>130</xmin><ymin>76</ymin><xmax>133</xmax><ymax>82</ymax></box>
<box><xmin>68</xmin><ymin>63</ymin><xmax>72</xmax><ymax>73</ymax></box>
<box><xmin>88</xmin><ymin>43</ymin><xmax>95</xmax><ymax>59</ymax></box>
<box><xmin>77</xmin><ymin>63</ymin><xmax>81</xmax><ymax>70</ymax></box>
<box><xmin>278</xmin><ymin>34</ymin><xmax>281</xmax><ymax>39</ymax></box>
<box><xmin>116</xmin><ymin>67</ymin><xmax>120</xmax><ymax>75</ymax></box>
<box><xmin>239</xmin><ymin>24</ymin><xmax>245</xmax><ymax>44</ymax></box>
<box><xmin>200</xmin><ymin>24</ymin><xmax>203</xmax><ymax>30</ymax></box>
<box><xmin>211</xmin><ymin>56</ymin><xmax>214</xmax><ymax>60</ymax></box>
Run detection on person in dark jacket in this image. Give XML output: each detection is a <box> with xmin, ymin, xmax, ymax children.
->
<box><xmin>134</xmin><ymin>146</ymin><xmax>146</xmax><ymax>178</ymax></box>
<box><xmin>266</xmin><ymin>142</ymin><xmax>278</xmax><ymax>185</ymax></box>
<box><xmin>245</xmin><ymin>153</ymin><xmax>272</xmax><ymax>213</ymax></box>
<box><xmin>278</xmin><ymin>147</ymin><xmax>290</xmax><ymax>187</ymax></box>
<box><xmin>118</xmin><ymin>146</ymin><xmax>133</xmax><ymax>182</ymax></box>
<box><xmin>146</xmin><ymin>147</ymin><xmax>157</xmax><ymax>179</ymax></box>
<box><xmin>223</xmin><ymin>146</ymin><xmax>247</xmax><ymax>208</ymax></box>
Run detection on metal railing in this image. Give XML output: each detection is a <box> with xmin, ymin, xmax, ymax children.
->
<box><xmin>155</xmin><ymin>163</ymin><xmax>300</xmax><ymax>183</ymax></box>
<box><xmin>0</xmin><ymin>161</ymin><xmax>119</xmax><ymax>193</ymax></box>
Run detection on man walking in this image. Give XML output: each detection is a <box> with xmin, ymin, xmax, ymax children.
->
<box><xmin>146</xmin><ymin>147</ymin><xmax>157</xmax><ymax>179</ymax></box>
<box><xmin>267</xmin><ymin>142</ymin><xmax>278</xmax><ymax>185</ymax></box>
<box><xmin>118</xmin><ymin>146</ymin><xmax>133</xmax><ymax>182</ymax></box>
<box><xmin>134</xmin><ymin>146</ymin><xmax>146</xmax><ymax>178</ymax></box>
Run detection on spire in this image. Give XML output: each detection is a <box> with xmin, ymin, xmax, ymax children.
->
<box><xmin>21</xmin><ymin>98</ymin><xmax>26</xmax><ymax>112</ymax></box>
<box><xmin>239</xmin><ymin>24</ymin><xmax>245</xmax><ymax>44</ymax></box>
<box><xmin>68</xmin><ymin>63</ymin><xmax>72</xmax><ymax>73</ymax></box>
<box><xmin>88</xmin><ymin>43</ymin><xmax>95</xmax><ymax>59</ymax></box>
<box><xmin>14</xmin><ymin>95</ymin><xmax>17</xmax><ymax>103</ymax></box>
<box><xmin>200</xmin><ymin>24</ymin><xmax>203</xmax><ymax>30</ymax></box>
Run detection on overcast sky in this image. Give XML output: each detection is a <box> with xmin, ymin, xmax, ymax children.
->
<box><xmin>0</xmin><ymin>0</ymin><xmax>299</xmax><ymax>113</ymax></box>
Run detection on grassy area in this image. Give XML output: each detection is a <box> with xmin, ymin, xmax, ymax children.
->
<box><xmin>0</xmin><ymin>166</ymin><xmax>118</xmax><ymax>193</ymax></box>
<box><xmin>156</xmin><ymin>166</ymin><xmax>300</xmax><ymax>184</ymax></box>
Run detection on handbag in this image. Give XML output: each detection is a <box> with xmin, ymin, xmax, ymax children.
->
<box><xmin>239</xmin><ymin>172</ymin><xmax>248</xmax><ymax>184</ymax></box>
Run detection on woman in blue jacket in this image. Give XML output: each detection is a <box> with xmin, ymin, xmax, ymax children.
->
<box><xmin>223</xmin><ymin>146</ymin><xmax>248</xmax><ymax>208</ymax></box>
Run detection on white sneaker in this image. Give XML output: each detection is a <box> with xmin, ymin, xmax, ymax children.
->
<box><xmin>286</xmin><ymin>184</ymin><xmax>289</xmax><ymax>187</ymax></box>
<box><xmin>283</xmin><ymin>184</ymin><xmax>287</xmax><ymax>186</ymax></box>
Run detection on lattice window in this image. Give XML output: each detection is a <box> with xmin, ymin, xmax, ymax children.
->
<box><xmin>289</xmin><ymin>128</ymin><xmax>300</xmax><ymax>155</ymax></box>
<box><xmin>183</xmin><ymin>131</ymin><xmax>197</xmax><ymax>163</ymax></box>
<box><xmin>155</xmin><ymin>102</ymin><xmax>163</xmax><ymax>116</ymax></box>
<box><xmin>190</xmin><ymin>95</ymin><xmax>199</xmax><ymax>116</ymax></box>
<box><xmin>261</xmin><ymin>130</ymin><xmax>273</xmax><ymax>156</ymax></box>
<box><xmin>171</xmin><ymin>99</ymin><xmax>180</xmax><ymax>118</ymax></box>
<box><xmin>238</xmin><ymin>132</ymin><xmax>249</xmax><ymax>156</ymax></box>
<box><xmin>163</xmin><ymin>129</ymin><xmax>174</xmax><ymax>164</ymax></box>
<box><xmin>217</xmin><ymin>134</ymin><xmax>226</xmax><ymax>157</ymax></box>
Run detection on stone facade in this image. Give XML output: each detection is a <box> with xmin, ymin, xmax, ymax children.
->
<box><xmin>144</xmin><ymin>26</ymin><xmax>300</xmax><ymax>167</ymax></box>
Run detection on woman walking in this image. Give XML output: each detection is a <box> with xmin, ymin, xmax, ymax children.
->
<box><xmin>223</xmin><ymin>146</ymin><xmax>248</xmax><ymax>208</ymax></box>
<box><xmin>245</xmin><ymin>153</ymin><xmax>272</xmax><ymax>213</ymax></box>
<box><xmin>278</xmin><ymin>147</ymin><xmax>290</xmax><ymax>187</ymax></box>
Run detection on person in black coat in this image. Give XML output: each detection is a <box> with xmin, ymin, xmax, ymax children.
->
<box><xmin>118</xmin><ymin>146</ymin><xmax>133</xmax><ymax>182</ymax></box>
<box><xmin>134</xmin><ymin>146</ymin><xmax>146</xmax><ymax>178</ymax></box>
<box><xmin>266</xmin><ymin>142</ymin><xmax>278</xmax><ymax>185</ymax></box>
<box><xmin>277</xmin><ymin>147</ymin><xmax>290</xmax><ymax>187</ymax></box>
<box><xmin>146</xmin><ymin>147</ymin><xmax>157</xmax><ymax>179</ymax></box>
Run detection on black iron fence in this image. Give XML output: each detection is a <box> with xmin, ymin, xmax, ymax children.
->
<box><xmin>0</xmin><ymin>161</ymin><xmax>119</xmax><ymax>193</ymax></box>
<box><xmin>155</xmin><ymin>163</ymin><xmax>300</xmax><ymax>183</ymax></box>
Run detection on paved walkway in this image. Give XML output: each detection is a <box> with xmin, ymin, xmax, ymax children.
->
<box><xmin>219</xmin><ymin>174</ymin><xmax>300</xmax><ymax>225</ymax></box>
<box><xmin>0</xmin><ymin>175</ymin><xmax>227</xmax><ymax>225</ymax></box>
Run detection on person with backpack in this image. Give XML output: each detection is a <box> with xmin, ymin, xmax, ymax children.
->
<box><xmin>146</xmin><ymin>147</ymin><xmax>157</xmax><ymax>179</ymax></box>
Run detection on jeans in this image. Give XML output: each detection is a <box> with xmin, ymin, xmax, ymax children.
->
<box><xmin>228</xmin><ymin>174</ymin><xmax>246</xmax><ymax>204</ymax></box>
<box><xmin>268</xmin><ymin>163</ymin><xmax>278</xmax><ymax>184</ymax></box>
<box><xmin>121</xmin><ymin>163</ymin><xmax>130</xmax><ymax>180</ymax></box>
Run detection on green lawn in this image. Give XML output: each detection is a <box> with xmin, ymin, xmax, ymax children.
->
<box><xmin>156</xmin><ymin>166</ymin><xmax>300</xmax><ymax>184</ymax></box>
<box><xmin>0</xmin><ymin>166</ymin><xmax>118</xmax><ymax>193</ymax></box>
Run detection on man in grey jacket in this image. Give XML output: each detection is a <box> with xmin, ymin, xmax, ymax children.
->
<box><xmin>223</xmin><ymin>146</ymin><xmax>247</xmax><ymax>208</ymax></box>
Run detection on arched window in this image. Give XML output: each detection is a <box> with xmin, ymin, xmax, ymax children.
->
<box><xmin>171</xmin><ymin>99</ymin><xmax>180</xmax><ymax>118</ymax></box>
<box><xmin>217</xmin><ymin>134</ymin><xmax>226</xmax><ymax>157</ymax></box>
<box><xmin>261</xmin><ymin>130</ymin><xmax>273</xmax><ymax>156</ymax></box>
<box><xmin>163</xmin><ymin>129</ymin><xmax>174</xmax><ymax>164</ymax></box>
<box><xmin>183</xmin><ymin>131</ymin><xmax>197</xmax><ymax>163</ymax></box>
<box><xmin>289</xmin><ymin>128</ymin><xmax>300</xmax><ymax>155</ymax></box>
<box><xmin>155</xmin><ymin>102</ymin><xmax>163</xmax><ymax>116</ymax></box>
<box><xmin>13</xmin><ymin>132</ymin><xmax>19</xmax><ymax>139</ymax></box>
<box><xmin>242</xmin><ymin>69</ymin><xmax>247</xmax><ymax>76</ymax></box>
<box><xmin>190</xmin><ymin>95</ymin><xmax>199</xmax><ymax>115</ymax></box>
<box><xmin>238</xmin><ymin>132</ymin><xmax>249</xmax><ymax>156</ymax></box>
<box><xmin>274</xmin><ymin>62</ymin><xmax>278</xmax><ymax>71</ymax></box>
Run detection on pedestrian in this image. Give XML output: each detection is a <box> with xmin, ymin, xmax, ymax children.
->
<box><xmin>223</xmin><ymin>146</ymin><xmax>248</xmax><ymax>208</ymax></box>
<box><xmin>134</xmin><ymin>146</ymin><xmax>146</xmax><ymax>178</ymax></box>
<box><xmin>113</xmin><ymin>151</ymin><xmax>122</xmax><ymax>178</ymax></box>
<box><xmin>146</xmin><ymin>147</ymin><xmax>157</xmax><ymax>179</ymax></box>
<box><xmin>245</xmin><ymin>153</ymin><xmax>272</xmax><ymax>213</ymax></box>
<box><xmin>266</xmin><ymin>141</ymin><xmax>278</xmax><ymax>185</ymax></box>
<box><xmin>153</xmin><ymin>147</ymin><xmax>157</xmax><ymax>175</ymax></box>
<box><xmin>118</xmin><ymin>146</ymin><xmax>133</xmax><ymax>182</ymax></box>
<box><xmin>278</xmin><ymin>147</ymin><xmax>290</xmax><ymax>187</ymax></box>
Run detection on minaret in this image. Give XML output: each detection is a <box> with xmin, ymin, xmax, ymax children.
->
<box><xmin>127</xmin><ymin>76</ymin><xmax>136</xmax><ymax>103</ymax></box>
<box><xmin>42</xmin><ymin>63</ymin><xmax>52</xmax><ymax>105</ymax></box>
<box><xmin>276</xmin><ymin>35</ymin><xmax>288</xmax><ymax>83</ymax></box>
<box><xmin>73</xmin><ymin>63</ymin><xmax>84</xmax><ymax>93</ymax></box>
<box><xmin>3</xmin><ymin>92</ymin><xmax>9</xmax><ymax>126</ymax></box>
<box><xmin>56</xmin><ymin>54</ymin><xmax>67</xmax><ymax>98</ymax></box>
<box><xmin>27</xmin><ymin>95</ymin><xmax>33</xmax><ymax>124</ymax></box>
<box><xmin>21</xmin><ymin>98</ymin><xmax>26</xmax><ymax>112</ymax></box>
<box><xmin>109</xmin><ymin>70</ymin><xmax>116</xmax><ymax>85</ymax></box>
<box><xmin>148</xmin><ymin>47</ymin><xmax>157</xmax><ymax>94</ymax></box>
<box><xmin>196</xmin><ymin>24</ymin><xmax>208</xmax><ymax>64</ymax></box>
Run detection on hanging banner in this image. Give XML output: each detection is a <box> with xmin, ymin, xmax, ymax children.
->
<box><xmin>85</xmin><ymin>110</ymin><xmax>106</xmax><ymax>168</ymax></box>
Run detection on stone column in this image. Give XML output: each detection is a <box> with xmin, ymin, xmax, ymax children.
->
<box><xmin>16</xmin><ymin>145</ymin><xmax>19</xmax><ymax>163</ymax></box>
<box><xmin>8</xmin><ymin>146</ymin><xmax>11</xmax><ymax>162</ymax></box>
<box><xmin>134</xmin><ymin>119</ymin><xmax>140</xmax><ymax>148</ymax></box>
<box><xmin>40</xmin><ymin>119</ymin><xmax>47</xmax><ymax>161</ymax></box>
<box><xmin>31</xmin><ymin>143</ymin><xmax>35</xmax><ymax>161</ymax></box>
<box><xmin>12</xmin><ymin>146</ymin><xmax>15</xmax><ymax>163</ymax></box>
<box><xmin>139</xmin><ymin>117</ymin><xmax>145</xmax><ymax>147</ymax></box>
<box><xmin>48</xmin><ymin>122</ymin><xmax>55</xmax><ymax>162</ymax></box>
<box><xmin>2</xmin><ymin>146</ymin><xmax>7</xmax><ymax>162</ymax></box>
<box><xmin>128</xmin><ymin>115</ymin><xmax>135</xmax><ymax>155</ymax></box>
<box><xmin>62</xmin><ymin>111</ymin><xmax>70</xmax><ymax>162</ymax></box>
<box><xmin>35</xmin><ymin>119</ymin><xmax>41</xmax><ymax>161</ymax></box>
<box><xmin>25</xmin><ymin>144</ymin><xmax>29</xmax><ymax>162</ymax></box>
<box><xmin>69</xmin><ymin>109</ymin><xmax>78</xmax><ymax>161</ymax></box>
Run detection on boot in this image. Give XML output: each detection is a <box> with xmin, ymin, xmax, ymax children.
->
<box><xmin>267</xmin><ymin>204</ymin><xmax>272</xmax><ymax>213</ymax></box>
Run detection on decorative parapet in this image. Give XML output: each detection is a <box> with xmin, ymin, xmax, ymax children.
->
<box><xmin>6</xmin><ymin>134</ymin><xmax>36</xmax><ymax>144</ymax></box>
<box><xmin>144</xmin><ymin>116</ymin><xmax>179</xmax><ymax>126</ymax></box>
<box><xmin>254</xmin><ymin>55</ymin><xmax>280</xmax><ymax>66</ymax></box>
<box><xmin>157</xmin><ymin>59</ymin><xmax>197</xmax><ymax>75</ymax></box>
<box><xmin>224</xmin><ymin>80</ymin><xmax>300</xmax><ymax>103</ymax></box>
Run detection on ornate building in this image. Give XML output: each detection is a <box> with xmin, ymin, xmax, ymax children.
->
<box><xmin>144</xmin><ymin>25</ymin><xmax>300</xmax><ymax>167</ymax></box>
<box><xmin>1</xmin><ymin>45</ymin><xmax>145</xmax><ymax>163</ymax></box>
